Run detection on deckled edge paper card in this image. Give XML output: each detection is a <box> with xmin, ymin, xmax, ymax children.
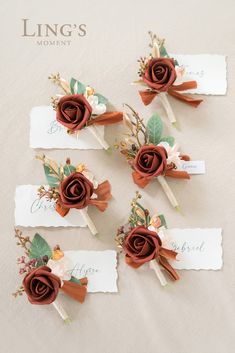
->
<box><xmin>166</xmin><ymin>228</ymin><xmax>223</xmax><ymax>270</ymax></box>
<box><xmin>15</xmin><ymin>185</ymin><xmax>87</xmax><ymax>227</ymax></box>
<box><xmin>30</xmin><ymin>106</ymin><xmax>105</xmax><ymax>149</ymax></box>
<box><xmin>171</xmin><ymin>54</ymin><xmax>227</xmax><ymax>95</ymax></box>
<box><xmin>65</xmin><ymin>250</ymin><xmax>118</xmax><ymax>293</ymax></box>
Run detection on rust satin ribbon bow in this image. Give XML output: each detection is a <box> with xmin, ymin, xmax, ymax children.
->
<box><xmin>132</xmin><ymin>155</ymin><xmax>190</xmax><ymax>189</ymax></box>
<box><xmin>139</xmin><ymin>81</ymin><xmax>203</xmax><ymax>107</ymax></box>
<box><xmin>56</xmin><ymin>180</ymin><xmax>112</xmax><ymax>217</ymax></box>
<box><xmin>61</xmin><ymin>277</ymin><xmax>88</xmax><ymax>303</ymax></box>
<box><xmin>87</xmin><ymin>112</ymin><xmax>123</xmax><ymax>126</ymax></box>
<box><xmin>126</xmin><ymin>248</ymin><xmax>179</xmax><ymax>281</ymax></box>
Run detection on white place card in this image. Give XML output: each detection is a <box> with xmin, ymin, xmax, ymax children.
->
<box><xmin>15</xmin><ymin>185</ymin><xmax>87</xmax><ymax>227</ymax></box>
<box><xmin>178</xmin><ymin>160</ymin><xmax>206</xmax><ymax>174</ymax></box>
<box><xmin>65</xmin><ymin>250</ymin><xmax>118</xmax><ymax>293</ymax></box>
<box><xmin>171</xmin><ymin>54</ymin><xmax>227</xmax><ymax>95</ymax></box>
<box><xmin>165</xmin><ymin>228</ymin><xmax>222</xmax><ymax>270</ymax></box>
<box><xmin>30</xmin><ymin>106</ymin><xmax>105</xmax><ymax>149</ymax></box>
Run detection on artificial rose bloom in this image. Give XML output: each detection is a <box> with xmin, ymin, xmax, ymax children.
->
<box><xmin>56</xmin><ymin>94</ymin><xmax>92</xmax><ymax>131</ymax></box>
<box><xmin>142</xmin><ymin>58</ymin><xmax>177</xmax><ymax>92</ymax></box>
<box><xmin>157</xmin><ymin>142</ymin><xmax>182</xmax><ymax>168</ymax></box>
<box><xmin>23</xmin><ymin>266</ymin><xmax>61</xmax><ymax>305</ymax></box>
<box><xmin>59</xmin><ymin>172</ymin><xmax>94</xmax><ymax>209</ymax></box>
<box><xmin>87</xmin><ymin>95</ymin><xmax>107</xmax><ymax>115</ymax></box>
<box><xmin>133</xmin><ymin>145</ymin><xmax>167</xmax><ymax>178</ymax></box>
<box><xmin>47</xmin><ymin>257</ymin><xmax>72</xmax><ymax>281</ymax></box>
<box><xmin>123</xmin><ymin>226</ymin><xmax>162</xmax><ymax>265</ymax></box>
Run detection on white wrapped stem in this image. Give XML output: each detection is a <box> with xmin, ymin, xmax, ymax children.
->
<box><xmin>157</xmin><ymin>175</ymin><xmax>179</xmax><ymax>210</ymax></box>
<box><xmin>159</xmin><ymin>92</ymin><xmax>176</xmax><ymax>125</ymax></box>
<box><xmin>88</xmin><ymin>126</ymin><xmax>109</xmax><ymax>150</ymax></box>
<box><xmin>52</xmin><ymin>299</ymin><xmax>70</xmax><ymax>322</ymax></box>
<box><xmin>80</xmin><ymin>209</ymin><xmax>98</xmax><ymax>236</ymax></box>
<box><xmin>149</xmin><ymin>260</ymin><xmax>167</xmax><ymax>286</ymax></box>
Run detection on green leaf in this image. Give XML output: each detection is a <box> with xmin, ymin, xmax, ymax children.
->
<box><xmin>160</xmin><ymin>136</ymin><xmax>175</xmax><ymax>147</ymax></box>
<box><xmin>63</xmin><ymin>164</ymin><xmax>76</xmax><ymax>177</ymax></box>
<box><xmin>43</xmin><ymin>165</ymin><xmax>60</xmax><ymax>188</ymax></box>
<box><xmin>158</xmin><ymin>214</ymin><xmax>167</xmax><ymax>229</ymax></box>
<box><xmin>70</xmin><ymin>77</ymin><xmax>86</xmax><ymax>95</ymax></box>
<box><xmin>70</xmin><ymin>78</ymin><xmax>77</xmax><ymax>94</ymax></box>
<box><xmin>70</xmin><ymin>276</ymin><xmax>81</xmax><ymax>285</ymax></box>
<box><xmin>160</xmin><ymin>45</ymin><xmax>169</xmax><ymax>58</ymax></box>
<box><xmin>29</xmin><ymin>233</ymin><xmax>52</xmax><ymax>263</ymax></box>
<box><xmin>94</xmin><ymin>93</ymin><xmax>108</xmax><ymax>105</ymax></box>
<box><xmin>174</xmin><ymin>59</ymin><xmax>179</xmax><ymax>66</ymax></box>
<box><xmin>147</xmin><ymin>113</ymin><xmax>163</xmax><ymax>145</ymax></box>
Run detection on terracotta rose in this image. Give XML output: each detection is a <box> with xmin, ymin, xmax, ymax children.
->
<box><xmin>133</xmin><ymin>145</ymin><xmax>167</xmax><ymax>178</ymax></box>
<box><xmin>142</xmin><ymin>58</ymin><xmax>177</xmax><ymax>92</ymax></box>
<box><xmin>123</xmin><ymin>226</ymin><xmax>162</xmax><ymax>265</ymax></box>
<box><xmin>56</xmin><ymin>94</ymin><xmax>92</xmax><ymax>131</ymax></box>
<box><xmin>23</xmin><ymin>266</ymin><xmax>61</xmax><ymax>305</ymax></box>
<box><xmin>59</xmin><ymin>172</ymin><xmax>94</xmax><ymax>209</ymax></box>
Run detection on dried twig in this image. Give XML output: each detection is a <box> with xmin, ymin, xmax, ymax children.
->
<box><xmin>14</xmin><ymin>228</ymin><xmax>31</xmax><ymax>255</ymax></box>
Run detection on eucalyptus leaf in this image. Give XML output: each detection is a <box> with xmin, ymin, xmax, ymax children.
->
<box><xmin>94</xmin><ymin>93</ymin><xmax>108</xmax><ymax>105</ymax></box>
<box><xmin>160</xmin><ymin>136</ymin><xmax>175</xmax><ymax>147</ymax></box>
<box><xmin>158</xmin><ymin>214</ymin><xmax>167</xmax><ymax>229</ymax></box>
<box><xmin>147</xmin><ymin>113</ymin><xmax>163</xmax><ymax>145</ymax></box>
<box><xmin>70</xmin><ymin>276</ymin><xmax>81</xmax><ymax>285</ymax></box>
<box><xmin>70</xmin><ymin>77</ymin><xmax>86</xmax><ymax>95</ymax></box>
<box><xmin>43</xmin><ymin>165</ymin><xmax>60</xmax><ymax>188</ymax></box>
<box><xmin>160</xmin><ymin>45</ymin><xmax>169</xmax><ymax>58</ymax></box>
<box><xmin>174</xmin><ymin>59</ymin><xmax>179</xmax><ymax>66</ymax></box>
<box><xmin>29</xmin><ymin>233</ymin><xmax>52</xmax><ymax>263</ymax></box>
<box><xmin>63</xmin><ymin>164</ymin><xmax>76</xmax><ymax>176</ymax></box>
<box><xmin>70</xmin><ymin>78</ymin><xmax>77</xmax><ymax>94</ymax></box>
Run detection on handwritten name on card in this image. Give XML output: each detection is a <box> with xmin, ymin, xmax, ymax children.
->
<box><xmin>165</xmin><ymin>228</ymin><xmax>222</xmax><ymax>270</ymax></box>
<box><xmin>15</xmin><ymin>185</ymin><xmax>87</xmax><ymax>227</ymax></box>
<box><xmin>30</xmin><ymin>106</ymin><xmax>105</xmax><ymax>149</ymax></box>
<box><xmin>178</xmin><ymin>161</ymin><xmax>206</xmax><ymax>174</ymax></box>
<box><xmin>171</xmin><ymin>55</ymin><xmax>227</xmax><ymax>95</ymax></box>
<box><xmin>64</xmin><ymin>250</ymin><xmax>118</xmax><ymax>292</ymax></box>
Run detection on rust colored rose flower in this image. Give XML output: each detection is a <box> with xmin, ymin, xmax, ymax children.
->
<box><xmin>142</xmin><ymin>58</ymin><xmax>177</xmax><ymax>92</ymax></box>
<box><xmin>123</xmin><ymin>226</ymin><xmax>161</xmax><ymax>265</ymax></box>
<box><xmin>56</xmin><ymin>94</ymin><xmax>92</xmax><ymax>131</ymax></box>
<box><xmin>133</xmin><ymin>145</ymin><xmax>167</xmax><ymax>178</ymax></box>
<box><xmin>59</xmin><ymin>172</ymin><xmax>94</xmax><ymax>209</ymax></box>
<box><xmin>23</xmin><ymin>266</ymin><xmax>61</xmax><ymax>305</ymax></box>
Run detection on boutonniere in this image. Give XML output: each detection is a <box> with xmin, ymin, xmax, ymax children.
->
<box><xmin>48</xmin><ymin>73</ymin><xmax>123</xmax><ymax>149</ymax></box>
<box><xmin>36</xmin><ymin>154</ymin><xmax>112</xmax><ymax>235</ymax></box>
<box><xmin>13</xmin><ymin>229</ymin><xmax>88</xmax><ymax>322</ymax></box>
<box><xmin>116</xmin><ymin>106</ymin><xmax>192</xmax><ymax>210</ymax></box>
<box><xmin>115</xmin><ymin>193</ymin><xmax>179</xmax><ymax>286</ymax></box>
<box><xmin>134</xmin><ymin>32</ymin><xmax>203</xmax><ymax>126</ymax></box>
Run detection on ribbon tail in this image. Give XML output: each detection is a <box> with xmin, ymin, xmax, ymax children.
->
<box><xmin>165</xmin><ymin>169</ymin><xmax>190</xmax><ymax>179</ymax></box>
<box><xmin>61</xmin><ymin>278</ymin><xmax>88</xmax><ymax>303</ymax></box>
<box><xmin>94</xmin><ymin>180</ymin><xmax>112</xmax><ymax>201</ymax></box>
<box><xmin>171</xmin><ymin>81</ymin><xmax>198</xmax><ymax>91</ymax></box>
<box><xmin>132</xmin><ymin>171</ymin><xmax>151</xmax><ymax>188</ymax></box>
<box><xmin>159</xmin><ymin>247</ymin><xmax>178</xmax><ymax>260</ymax></box>
<box><xmin>88</xmin><ymin>112</ymin><xmax>123</xmax><ymax>126</ymax></box>
<box><xmin>88</xmin><ymin>199</ymin><xmax>108</xmax><ymax>212</ymax></box>
<box><xmin>139</xmin><ymin>90</ymin><xmax>157</xmax><ymax>106</ymax></box>
<box><xmin>55</xmin><ymin>202</ymin><xmax>69</xmax><ymax>217</ymax></box>
<box><xmin>158</xmin><ymin>256</ymin><xmax>179</xmax><ymax>281</ymax></box>
<box><xmin>168</xmin><ymin>88</ymin><xmax>203</xmax><ymax>107</ymax></box>
<box><xmin>125</xmin><ymin>255</ymin><xmax>143</xmax><ymax>269</ymax></box>
<box><xmin>88</xmin><ymin>180</ymin><xmax>112</xmax><ymax>212</ymax></box>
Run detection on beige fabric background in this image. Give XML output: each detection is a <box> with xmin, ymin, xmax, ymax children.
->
<box><xmin>1</xmin><ymin>0</ymin><xmax>235</xmax><ymax>352</ymax></box>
